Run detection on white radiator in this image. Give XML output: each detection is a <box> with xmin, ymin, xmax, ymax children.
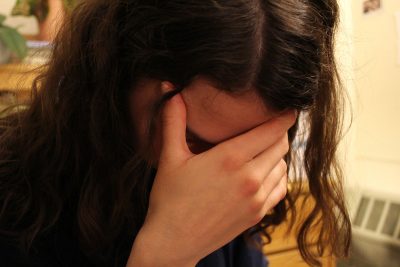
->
<box><xmin>351</xmin><ymin>190</ymin><xmax>400</xmax><ymax>247</ymax></box>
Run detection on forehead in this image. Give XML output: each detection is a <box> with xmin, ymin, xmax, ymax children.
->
<box><xmin>181</xmin><ymin>78</ymin><xmax>278</xmax><ymax>144</ymax></box>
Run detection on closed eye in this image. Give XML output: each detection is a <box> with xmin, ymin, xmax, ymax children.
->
<box><xmin>186</xmin><ymin>128</ymin><xmax>215</xmax><ymax>154</ymax></box>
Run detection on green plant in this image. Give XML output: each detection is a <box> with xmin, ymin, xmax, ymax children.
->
<box><xmin>0</xmin><ymin>14</ymin><xmax>27</xmax><ymax>59</ymax></box>
<box><xmin>11</xmin><ymin>0</ymin><xmax>78</xmax><ymax>22</ymax></box>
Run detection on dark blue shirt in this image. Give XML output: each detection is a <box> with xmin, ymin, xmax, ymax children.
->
<box><xmin>197</xmin><ymin>235</ymin><xmax>268</xmax><ymax>267</ymax></box>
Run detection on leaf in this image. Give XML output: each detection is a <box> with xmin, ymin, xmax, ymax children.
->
<box><xmin>11</xmin><ymin>0</ymin><xmax>32</xmax><ymax>17</ymax></box>
<box><xmin>0</xmin><ymin>14</ymin><xmax>6</xmax><ymax>25</ymax></box>
<box><xmin>0</xmin><ymin>27</ymin><xmax>27</xmax><ymax>59</ymax></box>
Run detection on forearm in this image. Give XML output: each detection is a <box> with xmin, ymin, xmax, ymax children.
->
<box><xmin>126</xmin><ymin>226</ymin><xmax>198</xmax><ymax>267</ymax></box>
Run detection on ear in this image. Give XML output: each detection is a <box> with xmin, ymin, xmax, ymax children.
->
<box><xmin>160</xmin><ymin>81</ymin><xmax>176</xmax><ymax>95</ymax></box>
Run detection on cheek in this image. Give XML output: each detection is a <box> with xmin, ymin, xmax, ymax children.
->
<box><xmin>129</xmin><ymin>104</ymin><xmax>148</xmax><ymax>152</ymax></box>
<box><xmin>129</xmin><ymin>91</ymin><xmax>160</xmax><ymax>162</ymax></box>
<box><xmin>129</xmin><ymin>78</ymin><xmax>162</xmax><ymax>154</ymax></box>
<box><xmin>130</xmin><ymin>117</ymin><xmax>163</xmax><ymax>167</ymax></box>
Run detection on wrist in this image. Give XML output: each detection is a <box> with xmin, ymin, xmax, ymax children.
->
<box><xmin>126</xmin><ymin>224</ymin><xmax>199</xmax><ymax>267</ymax></box>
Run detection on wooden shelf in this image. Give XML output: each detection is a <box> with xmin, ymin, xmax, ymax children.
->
<box><xmin>0</xmin><ymin>63</ymin><xmax>42</xmax><ymax>103</ymax></box>
<box><xmin>264</xmin><ymin>193</ymin><xmax>336</xmax><ymax>266</ymax></box>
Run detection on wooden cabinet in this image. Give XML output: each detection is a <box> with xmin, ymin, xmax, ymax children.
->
<box><xmin>267</xmin><ymin>248</ymin><xmax>335</xmax><ymax>267</ymax></box>
<box><xmin>263</xmin><ymin>194</ymin><xmax>336</xmax><ymax>267</ymax></box>
<box><xmin>0</xmin><ymin>64</ymin><xmax>41</xmax><ymax>104</ymax></box>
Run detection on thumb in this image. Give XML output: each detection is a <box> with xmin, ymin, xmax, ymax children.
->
<box><xmin>159</xmin><ymin>85</ymin><xmax>192</xmax><ymax>166</ymax></box>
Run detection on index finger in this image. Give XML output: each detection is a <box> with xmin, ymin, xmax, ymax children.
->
<box><xmin>218</xmin><ymin>110</ymin><xmax>297</xmax><ymax>161</ymax></box>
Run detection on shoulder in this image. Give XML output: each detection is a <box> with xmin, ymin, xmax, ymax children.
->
<box><xmin>228</xmin><ymin>234</ymin><xmax>268</xmax><ymax>267</ymax></box>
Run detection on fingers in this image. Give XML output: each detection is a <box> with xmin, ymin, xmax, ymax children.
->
<box><xmin>253</xmin><ymin>160</ymin><xmax>286</xmax><ymax>206</ymax></box>
<box><xmin>260</xmin><ymin>175</ymin><xmax>287</xmax><ymax>217</ymax></box>
<box><xmin>247</xmin><ymin>160</ymin><xmax>287</xmax><ymax>225</ymax></box>
<box><xmin>245</xmin><ymin>134</ymin><xmax>289</xmax><ymax>180</ymax></box>
<box><xmin>261</xmin><ymin>159</ymin><xmax>287</xmax><ymax>195</ymax></box>
<box><xmin>159</xmin><ymin>82</ymin><xmax>192</xmax><ymax>165</ymax></box>
<box><xmin>221</xmin><ymin>110</ymin><xmax>297</xmax><ymax>162</ymax></box>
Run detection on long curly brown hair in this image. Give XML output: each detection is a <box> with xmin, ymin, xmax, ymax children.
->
<box><xmin>0</xmin><ymin>0</ymin><xmax>351</xmax><ymax>266</ymax></box>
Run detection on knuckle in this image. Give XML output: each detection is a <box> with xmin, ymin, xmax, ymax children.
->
<box><xmin>220</xmin><ymin>147</ymin><xmax>242</xmax><ymax>170</ymax></box>
<box><xmin>240</xmin><ymin>171</ymin><xmax>262</xmax><ymax>195</ymax></box>
<box><xmin>248</xmin><ymin>194</ymin><xmax>265</xmax><ymax>213</ymax></box>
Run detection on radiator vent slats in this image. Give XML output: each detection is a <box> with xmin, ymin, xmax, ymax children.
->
<box><xmin>366</xmin><ymin>199</ymin><xmax>385</xmax><ymax>231</ymax></box>
<box><xmin>382</xmin><ymin>203</ymin><xmax>400</xmax><ymax>236</ymax></box>
<box><xmin>352</xmin><ymin>193</ymin><xmax>400</xmax><ymax>246</ymax></box>
<box><xmin>354</xmin><ymin>197</ymin><xmax>370</xmax><ymax>227</ymax></box>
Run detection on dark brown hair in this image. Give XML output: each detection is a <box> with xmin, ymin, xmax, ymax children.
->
<box><xmin>0</xmin><ymin>0</ymin><xmax>351</xmax><ymax>266</ymax></box>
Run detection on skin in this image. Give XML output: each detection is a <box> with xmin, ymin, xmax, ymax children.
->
<box><xmin>130</xmin><ymin>77</ymin><xmax>282</xmax><ymax>156</ymax></box>
<box><xmin>127</xmin><ymin>78</ymin><xmax>297</xmax><ymax>267</ymax></box>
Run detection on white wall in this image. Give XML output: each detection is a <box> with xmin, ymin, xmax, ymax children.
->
<box><xmin>344</xmin><ymin>0</ymin><xmax>400</xmax><ymax>197</ymax></box>
<box><xmin>0</xmin><ymin>0</ymin><xmax>38</xmax><ymax>35</ymax></box>
<box><xmin>337</xmin><ymin>0</ymin><xmax>356</xmax><ymax>183</ymax></box>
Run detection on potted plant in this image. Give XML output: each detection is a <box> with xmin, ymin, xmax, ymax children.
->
<box><xmin>11</xmin><ymin>0</ymin><xmax>78</xmax><ymax>41</ymax></box>
<box><xmin>0</xmin><ymin>14</ymin><xmax>27</xmax><ymax>64</ymax></box>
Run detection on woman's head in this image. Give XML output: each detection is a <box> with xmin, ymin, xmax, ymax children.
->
<box><xmin>0</xmin><ymin>0</ymin><xmax>350</xmax><ymax>266</ymax></box>
<box><xmin>123</xmin><ymin>0</ymin><xmax>334</xmax><ymax>110</ymax></box>
<box><xmin>133</xmin><ymin>0</ymin><xmax>335</xmax><ymax>107</ymax></box>
<box><xmin>80</xmin><ymin>0</ymin><xmax>338</xmax><ymax>161</ymax></box>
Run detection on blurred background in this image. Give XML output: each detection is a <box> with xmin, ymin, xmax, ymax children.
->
<box><xmin>0</xmin><ymin>0</ymin><xmax>399</xmax><ymax>266</ymax></box>
<box><xmin>336</xmin><ymin>1</ymin><xmax>400</xmax><ymax>266</ymax></box>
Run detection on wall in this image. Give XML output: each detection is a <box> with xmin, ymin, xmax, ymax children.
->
<box><xmin>348</xmin><ymin>0</ymin><xmax>400</xmax><ymax>197</ymax></box>
<box><xmin>337</xmin><ymin>0</ymin><xmax>356</xmax><ymax>186</ymax></box>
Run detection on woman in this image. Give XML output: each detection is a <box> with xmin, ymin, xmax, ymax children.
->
<box><xmin>0</xmin><ymin>0</ymin><xmax>351</xmax><ymax>266</ymax></box>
